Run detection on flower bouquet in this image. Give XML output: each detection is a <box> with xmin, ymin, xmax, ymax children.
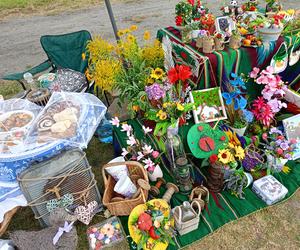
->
<box><xmin>261</xmin><ymin>127</ymin><xmax>296</xmax><ymax>174</ymax></box>
<box><xmin>136</xmin><ymin>65</ymin><xmax>194</xmax><ymax>136</ymax></box>
<box><xmin>242</xmin><ymin>0</ymin><xmax>258</xmax><ymax>12</ymax></box>
<box><xmin>110</xmin><ymin>118</ymin><xmax>163</xmax><ymax>181</ymax></box>
<box><xmin>222</xmin><ymin>73</ymin><xmax>253</xmax><ymax>136</ymax></box>
<box><xmin>248</xmin><ymin>66</ymin><xmax>287</xmax><ymax>131</ymax></box>
<box><xmin>128</xmin><ymin>199</ymin><xmax>175</xmax><ymax>250</ymax></box>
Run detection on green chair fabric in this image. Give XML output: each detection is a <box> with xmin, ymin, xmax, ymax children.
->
<box><xmin>40</xmin><ymin>30</ymin><xmax>91</xmax><ymax>74</ymax></box>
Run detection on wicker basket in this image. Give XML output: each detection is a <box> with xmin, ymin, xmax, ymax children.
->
<box><xmin>102</xmin><ymin>161</ymin><xmax>149</xmax><ymax>216</ymax></box>
<box><xmin>0</xmin><ymin>207</ymin><xmax>19</xmax><ymax>236</ymax></box>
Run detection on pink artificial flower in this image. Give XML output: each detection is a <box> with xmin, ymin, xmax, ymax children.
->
<box><xmin>127</xmin><ymin>136</ymin><xmax>137</xmax><ymax>146</ymax></box>
<box><xmin>152</xmin><ymin>151</ymin><xmax>160</xmax><ymax>159</ymax></box>
<box><xmin>252</xmin><ymin>97</ymin><xmax>275</xmax><ymax>127</ymax></box>
<box><xmin>121</xmin><ymin>123</ymin><xmax>132</xmax><ymax>136</ymax></box>
<box><xmin>142</xmin><ymin>126</ymin><xmax>152</xmax><ymax>134</ymax></box>
<box><xmin>249</xmin><ymin>67</ymin><xmax>260</xmax><ymax>78</ymax></box>
<box><xmin>137</xmin><ymin>151</ymin><xmax>144</xmax><ymax>161</ymax></box>
<box><xmin>121</xmin><ymin>148</ymin><xmax>129</xmax><ymax>157</ymax></box>
<box><xmin>261</xmin><ymin>66</ymin><xmax>274</xmax><ymax>76</ymax></box>
<box><xmin>142</xmin><ymin>144</ymin><xmax>153</xmax><ymax>155</ymax></box>
<box><xmin>143</xmin><ymin>158</ymin><xmax>155</xmax><ymax>169</ymax></box>
<box><xmin>262</xmin><ymin>133</ymin><xmax>268</xmax><ymax>141</ymax></box>
<box><xmin>110</xmin><ymin>117</ymin><xmax>120</xmax><ymax>127</ymax></box>
<box><xmin>276</xmin><ymin>148</ymin><xmax>283</xmax><ymax>155</ymax></box>
<box><xmin>256</xmin><ymin>75</ymin><xmax>269</xmax><ymax>84</ymax></box>
<box><xmin>267</xmin><ymin>99</ymin><xmax>286</xmax><ymax>113</ymax></box>
<box><xmin>290</xmin><ymin>138</ymin><xmax>298</xmax><ymax>144</ymax></box>
<box><xmin>147</xmin><ymin>165</ymin><xmax>156</xmax><ymax>173</ymax></box>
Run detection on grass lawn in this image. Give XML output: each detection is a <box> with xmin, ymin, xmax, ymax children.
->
<box><xmin>0</xmin><ymin>81</ymin><xmax>299</xmax><ymax>249</ymax></box>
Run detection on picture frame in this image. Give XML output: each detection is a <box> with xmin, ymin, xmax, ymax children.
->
<box><xmin>215</xmin><ymin>16</ymin><xmax>236</xmax><ymax>36</ymax></box>
<box><xmin>189</xmin><ymin>87</ymin><xmax>227</xmax><ymax>124</ymax></box>
<box><xmin>283</xmin><ymin>114</ymin><xmax>300</xmax><ymax>160</ymax></box>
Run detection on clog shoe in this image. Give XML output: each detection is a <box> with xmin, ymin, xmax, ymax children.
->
<box><xmin>270</xmin><ymin>42</ymin><xmax>288</xmax><ymax>74</ymax></box>
<box><xmin>289</xmin><ymin>43</ymin><xmax>300</xmax><ymax>66</ymax></box>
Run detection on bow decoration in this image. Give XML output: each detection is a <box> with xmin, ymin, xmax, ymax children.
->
<box><xmin>52</xmin><ymin>221</ymin><xmax>74</xmax><ymax>245</ymax></box>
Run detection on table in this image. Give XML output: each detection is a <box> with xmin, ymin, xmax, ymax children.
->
<box><xmin>113</xmin><ymin>119</ymin><xmax>300</xmax><ymax>249</ymax></box>
<box><xmin>157</xmin><ymin>27</ymin><xmax>300</xmax><ymax>95</ymax></box>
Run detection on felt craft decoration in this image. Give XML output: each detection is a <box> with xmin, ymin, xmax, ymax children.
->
<box><xmin>187</xmin><ymin>123</ymin><xmax>228</xmax><ymax>158</ymax></box>
<box><xmin>74</xmin><ymin>201</ymin><xmax>98</xmax><ymax>225</ymax></box>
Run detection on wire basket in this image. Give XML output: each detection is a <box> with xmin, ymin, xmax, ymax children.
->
<box><xmin>18</xmin><ymin>149</ymin><xmax>102</xmax><ymax>227</ymax></box>
<box><xmin>102</xmin><ymin>161</ymin><xmax>149</xmax><ymax>216</ymax></box>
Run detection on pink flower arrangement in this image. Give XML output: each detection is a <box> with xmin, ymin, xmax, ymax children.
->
<box><xmin>110</xmin><ymin>117</ymin><xmax>161</xmax><ymax>173</ymax></box>
<box><xmin>249</xmin><ymin>66</ymin><xmax>287</xmax><ymax>127</ymax></box>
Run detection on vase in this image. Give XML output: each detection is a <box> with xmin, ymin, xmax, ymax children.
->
<box><xmin>207</xmin><ymin>162</ymin><xmax>224</xmax><ymax>193</ymax></box>
<box><xmin>148</xmin><ymin>165</ymin><xmax>163</xmax><ymax>182</ymax></box>
<box><xmin>266</xmin><ymin>154</ymin><xmax>289</xmax><ymax>172</ymax></box>
<box><xmin>258</xmin><ymin>27</ymin><xmax>283</xmax><ymax>43</ymax></box>
<box><xmin>244</xmin><ymin>172</ymin><xmax>253</xmax><ymax>188</ymax></box>
<box><xmin>229</xmin><ymin>125</ymin><xmax>247</xmax><ymax>137</ymax></box>
<box><xmin>167</xmin><ymin>120</ymin><xmax>179</xmax><ymax>136</ymax></box>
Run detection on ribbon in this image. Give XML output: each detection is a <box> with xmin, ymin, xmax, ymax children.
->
<box><xmin>53</xmin><ymin>221</ymin><xmax>74</xmax><ymax>245</ymax></box>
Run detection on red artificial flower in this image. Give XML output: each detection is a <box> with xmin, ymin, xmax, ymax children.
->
<box><xmin>209</xmin><ymin>154</ymin><xmax>218</xmax><ymax>164</ymax></box>
<box><xmin>137</xmin><ymin>213</ymin><xmax>152</xmax><ymax>231</ymax></box>
<box><xmin>252</xmin><ymin>97</ymin><xmax>274</xmax><ymax>127</ymax></box>
<box><xmin>188</xmin><ymin>0</ymin><xmax>195</xmax><ymax>6</ymax></box>
<box><xmin>175</xmin><ymin>16</ymin><xmax>183</xmax><ymax>26</ymax></box>
<box><xmin>249</xmin><ymin>6</ymin><xmax>256</xmax><ymax>11</ymax></box>
<box><xmin>168</xmin><ymin>65</ymin><xmax>192</xmax><ymax>84</ymax></box>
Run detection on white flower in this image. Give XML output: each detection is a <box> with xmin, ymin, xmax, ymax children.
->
<box><xmin>121</xmin><ymin>148</ymin><xmax>129</xmax><ymax>157</ymax></box>
<box><xmin>142</xmin><ymin>158</ymin><xmax>154</xmax><ymax>168</ymax></box>
<box><xmin>137</xmin><ymin>151</ymin><xmax>144</xmax><ymax>161</ymax></box>
<box><xmin>142</xmin><ymin>144</ymin><xmax>153</xmax><ymax>155</ymax></box>
<box><xmin>121</xmin><ymin>123</ymin><xmax>133</xmax><ymax>136</ymax></box>
<box><xmin>109</xmin><ymin>117</ymin><xmax>120</xmax><ymax>127</ymax></box>
<box><xmin>127</xmin><ymin>136</ymin><xmax>136</xmax><ymax>146</ymax></box>
<box><xmin>142</xmin><ymin>125</ymin><xmax>152</xmax><ymax>134</ymax></box>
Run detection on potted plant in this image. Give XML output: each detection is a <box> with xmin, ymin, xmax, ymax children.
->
<box><xmin>110</xmin><ymin>117</ymin><xmax>163</xmax><ymax>181</ymax></box>
<box><xmin>261</xmin><ymin>127</ymin><xmax>297</xmax><ymax>174</ymax></box>
<box><xmin>257</xmin><ymin>13</ymin><xmax>285</xmax><ymax>42</ymax></box>
<box><xmin>229</xmin><ymin>30</ymin><xmax>242</xmax><ymax>49</ymax></box>
<box><xmin>222</xmin><ymin>73</ymin><xmax>253</xmax><ymax>136</ymax></box>
<box><xmin>223</xmin><ymin>169</ymin><xmax>249</xmax><ymax>199</ymax></box>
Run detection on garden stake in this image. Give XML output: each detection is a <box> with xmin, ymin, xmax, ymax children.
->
<box><xmin>150</xmin><ymin>177</ymin><xmax>166</xmax><ymax>197</ymax></box>
<box><xmin>162</xmin><ymin>183</ymin><xmax>179</xmax><ymax>203</ymax></box>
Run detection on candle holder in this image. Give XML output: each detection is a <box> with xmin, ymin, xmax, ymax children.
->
<box><xmin>149</xmin><ymin>177</ymin><xmax>166</xmax><ymax>197</ymax></box>
<box><xmin>162</xmin><ymin>183</ymin><xmax>179</xmax><ymax>203</ymax></box>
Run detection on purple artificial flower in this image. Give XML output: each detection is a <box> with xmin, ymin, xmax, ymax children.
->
<box><xmin>280</xmin><ymin>142</ymin><xmax>289</xmax><ymax>150</ymax></box>
<box><xmin>275</xmin><ymin>139</ymin><xmax>282</xmax><ymax>146</ymax></box>
<box><xmin>285</xmin><ymin>153</ymin><xmax>292</xmax><ymax>160</ymax></box>
<box><xmin>145</xmin><ymin>83</ymin><xmax>166</xmax><ymax>100</ymax></box>
<box><xmin>270</xmin><ymin>127</ymin><xmax>283</xmax><ymax>135</ymax></box>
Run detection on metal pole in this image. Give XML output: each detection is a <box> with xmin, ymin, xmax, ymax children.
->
<box><xmin>104</xmin><ymin>0</ymin><xmax>120</xmax><ymax>41</ymax></box>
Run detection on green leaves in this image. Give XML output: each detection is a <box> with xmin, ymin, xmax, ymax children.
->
<box><xmin>154</xmin><ymin>122</ymin><xmax>170</xmax><ymax>136</ymax></box>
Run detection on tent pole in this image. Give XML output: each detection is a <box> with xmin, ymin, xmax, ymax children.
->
<box><xmin>104</xmin><ymin>0</ymin><xmax>120</xmax><ymax>41</ymax></box>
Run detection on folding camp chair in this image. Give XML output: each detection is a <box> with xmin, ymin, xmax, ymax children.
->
<box><xmin>1</xmin><ymin>30</ymin><xmax>92</xmax><ymax>95</ymax></box>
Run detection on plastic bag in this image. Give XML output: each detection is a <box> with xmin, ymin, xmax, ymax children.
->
<box><xmin>25</xmin><ymin>92</ymin><xmax>107</xmax><ymax>148</ymax></box>
<box><xmin>0</xmin><ymin>98</ymin><xmax>41</xmax><ymax>155</ymax></box>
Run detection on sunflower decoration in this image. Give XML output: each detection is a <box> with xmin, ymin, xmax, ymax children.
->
<box><xmin>150</xmin><ymin>68</ymin><xmax>165</xmax><ymax>80</ymax></box>
<box><xmin>218</xmin><ymin>149</ymin><xmax>234</xmax><ymax>164</ymax></box>
<box><xmin>128</xmin><ymin>199</ymin><xmax>175</xmax><ymax>250</ymax></box>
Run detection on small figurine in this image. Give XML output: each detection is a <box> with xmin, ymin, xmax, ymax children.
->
<box><xmin>222</xmin><ymin>0</ymin><xmax>244</xmax><ymax>18</ymax></box>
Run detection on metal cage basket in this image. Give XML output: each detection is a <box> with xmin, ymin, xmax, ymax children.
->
<box><xmin>18</xmin><ymin>149</ymin><xmax>102</xmax><ymax>227</ymax></box>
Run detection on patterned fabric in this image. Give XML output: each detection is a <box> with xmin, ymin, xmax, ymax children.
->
<box><xmin>157</xmin><ymin>27</ymin><xmax>300</xmax><ymax>94</ymax></box>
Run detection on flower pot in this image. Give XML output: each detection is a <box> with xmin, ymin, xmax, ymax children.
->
<box><xmin>258</xmin><ymin>27</ymin><xmax>283</xmax><ymax>43</ymax></box>
<box><xmin>229</xmin><ymin>125</ymin><xmax>247</xmax><ymax>137</ymax></box>
<box><xmin>266</xmin><ymin>154</ymin><xmax>289</xmax><ymax>173</ymax></box>
<box><xmin>214</xmin><ymin>37</ymin><xmax>225</xmax><ymax>51</ymax></box>
<box><xmin>202</xmin><ymin>36</ymin><xmax>215</xmax><ymax>53</ymax></box>
<box><xmin>196</xmin><ymin>37</ymin><xmax>203</xmax><ymax>48</ymax></box>
<box><xmin>229</xmin><ymin>36</ymin><xmax>242</xmax><ymax>49</ymax></box>
<box><xmin>148</xmin><ymin>165</ymin><xmax>163</xmax><ymax>182</ymax></box>
<box><xmin>245</xmin><ymin>172</ymin><xmax>253</xmax><ymax>188</ymax></box>
<box><xmin>191</xmin><ymin>30</ymin><xmax>201</xmax><ymax>39</ymax></box>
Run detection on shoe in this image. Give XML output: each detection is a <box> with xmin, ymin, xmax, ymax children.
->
<box><xmin>289</xmin><ymin>39</ymin><xmax>300</xmax><ymax>66</ymax></box>
<box><xmin>270</xmin><ymin>42</ymin><xmax>288</xmax><ymax>74</ymax></box>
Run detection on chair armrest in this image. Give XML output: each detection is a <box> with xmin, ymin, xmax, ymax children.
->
<box><xmin>1</xmin><ymin>60</ymin><xmax>52</xmax><ymax>81</ymax></box>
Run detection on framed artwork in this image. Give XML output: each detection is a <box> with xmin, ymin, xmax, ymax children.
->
<box><xmin>215</xmin><ymin>16</ymin><xmax>236</xmax><ymax>36</ymax></box>
<box><xmin>189</xmin><ymin>87</ymin><xmax>227</xmax><ymax>124</ymax></box>
<box><xmin>283</xmin><ymin>114</ymin><xmax>300</xmax><ymax>160</ymax></box>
